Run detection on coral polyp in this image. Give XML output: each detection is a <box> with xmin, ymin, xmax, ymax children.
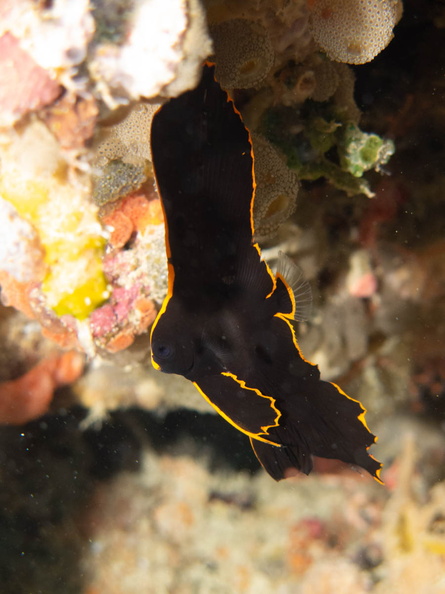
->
<box><xmin>308</xmin><ymin>0</ymin><xmax>403</xmax><ymax>64</ymax></box>
<box><xmin>211</xmin><ymin>18</ymin><xmax>274</xmax><ymax>88</ymax></box>
<box><xmin>252</xmin><ymin>134</ymin><xmax>300</xmax><ymax>238</ymax></box>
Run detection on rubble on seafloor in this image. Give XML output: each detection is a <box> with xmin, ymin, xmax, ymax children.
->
<box><xmin>1</xmin><ymin>0</ymin><xmax>445</xmax><ymax>592</ymax></box>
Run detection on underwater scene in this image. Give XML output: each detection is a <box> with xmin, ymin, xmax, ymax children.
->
<box><xmin>0</xmin><ymin>0</ymin><xmax>445</xmax><ymax>592</ymax></box>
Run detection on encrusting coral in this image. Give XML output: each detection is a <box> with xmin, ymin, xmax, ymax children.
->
<box><xmin>205</xmin><ymin>0</ymin><xmax>398</xmax><ymax>207</ymax></box>
<box><xmin>252</xmin><ymin>134</ymin><xmax>300</xmax><ymax>239</ymax></box>
<box><xmin>0</xmin><ymin>0</ymin><xmax>213</xmax><ymax>358</ymax></box>
<box><xmin>308</xmin><ymin>55</ymin><xmax>340</xmax><ymax>102</ymax></box>
<box><xmin>0</xmin><ymin>102</ymin><xmax>166</xmax><ymax>355</ymax></box>
<box><xmin>211</xmin><ymin>18</ymin><xmax>274</xmax><ymax>88</ymax></box>
<box><xmin>272</xmin><ymin>54</ymin><xmax>352</xmax><ymax>107</ymax></box>
<box><xmin>1</xmin><ymin>0</ymin><xmax>94</xmax><ymax>71</ymax></box>
<box><xmin>92</xmin><ymin>101</ymin><xmax>160</xmax><ymax>206</ymax></box>
<box><xmin>308</xmin><ymin>0</ymin><xmax>403</xmax><ymax>65</ymax></box>
<box><xmin>95</xmin><ymin>103</ymin><xmax>160</xmax><ymax>165</ymax></box>
<box><xmin>0</xmin><ymin>120</ymin><xmax>109</xmax><ymax>321</ymax></box>
<box><xmin>92</xmin><ymin>159</ymin><xmax>150</xmax><ymax>206</ymax></box>
<box><xmin>90</xmin><ymin>192</ymin><xmax>167</xmax><ymax>352</ymax></box>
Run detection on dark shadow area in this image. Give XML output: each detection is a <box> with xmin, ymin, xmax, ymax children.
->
<box><xmin>130</xmin><ymin>407</ymin><xmax>261</xmax><ymax>474</ymax></box>
<box><xmin>353</xmin><ymin>0</ymin><xmax>430</xmax><ymax>117</ymax></box>
<box><xmin>0</xmin><ymin>403</ymin><xmax>259</xmax><ymax>593</ymax></box>
<box><xmin>0</xmin><ymin>408</ymin><xmax>93</xmax><ymax>594</ymax></box>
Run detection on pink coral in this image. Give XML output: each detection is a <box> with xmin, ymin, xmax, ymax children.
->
<box><xmin>0</xmin><ymin>32</ymin><xmax>61</xmax><ymax>126</ymax></box>
<box><xmin>89</xmin><ymin>303</ymin><xmax>116</xmax><ymax>338</ymax></box>
<box><xmin>89</xmin><ymin>285</ymin><xmax>156</xmax><ymax>352</ymax></box>
<box><xmin>0</xmin><ymin>350</ymin><xmax>84</xmax><ymax>425</ymax></box>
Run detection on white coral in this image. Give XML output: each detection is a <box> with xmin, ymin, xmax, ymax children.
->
<box><xmin>2</xmin><ymin>0</ymin><xmax>94</xmax><ymax>71</ymax></box>
<box><xmin>92</xmin><ymin>0</ymin><xmax>212</xmax><ymax>101</ymax></box>
<box><xmin>0</xmin><ymin>198</ymin><xmax>45</xmax><ymax>283</ymax></box>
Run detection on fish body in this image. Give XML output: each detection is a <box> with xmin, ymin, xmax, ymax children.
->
<box><xmin>150</xmin><ymin>64</ymin><xmax>381</xmax><ymax>482</ymax></box>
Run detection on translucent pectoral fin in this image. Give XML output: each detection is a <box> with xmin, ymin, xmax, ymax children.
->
<box><xmin>275</xmin><ymin>251</ymin><xmax>313</xmax><ymax>321</ymax></box>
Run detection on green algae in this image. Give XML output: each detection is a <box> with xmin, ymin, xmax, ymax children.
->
<box><xmin>259</xmin><ymin>100</ymin><xmax>394</xmax><ymax>198</ymax></box>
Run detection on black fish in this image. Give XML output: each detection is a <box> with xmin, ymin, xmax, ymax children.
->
<box><xmin>150</xmin><ymin>64</ymin><xmax>382</xmax><ymax>482</ymax></box>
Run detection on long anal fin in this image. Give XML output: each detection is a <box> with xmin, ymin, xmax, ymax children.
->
<box><xmin>249</xmin><ymin>437</ymin><xmax>313</xmax><ymax>481</ymax></box>
<box><xmin>193</xmin><ymin>373</ymin><xmax>280</xmax><ymax>440</ymax></box>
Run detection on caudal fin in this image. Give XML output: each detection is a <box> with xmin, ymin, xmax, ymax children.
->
<box><xmin>250</xmin><ymin>378</ymin><xmax>382</xmax><ymax>482</ymax></box>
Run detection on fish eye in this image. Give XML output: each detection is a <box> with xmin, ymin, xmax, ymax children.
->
<box><xmin>153</xmin><ymin>342</ymin><xmax>174</xmax><ymax>360</ymax></box>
